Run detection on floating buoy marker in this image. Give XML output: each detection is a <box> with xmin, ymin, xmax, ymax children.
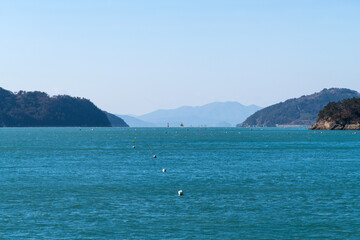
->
<box><xmin>153</xmin><ymin>155</ymin><xmax>157</xmax><ymax>158</ymax></box>
<box><xmin>178</xmin><ymin>190</ymin><xmax>183</xmax><ymax>196</ymax></box>
<box><xmin>132</xmin><ymin>146</ymin><xmax>135</xmax><ymax>149</ymax></box>
<box><xmin>162</xmin><ymin>168</ymin><xmax>166</xmax><ymax>172</ymax></box>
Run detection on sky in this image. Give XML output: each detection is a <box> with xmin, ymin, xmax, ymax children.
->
<box><xmin>1</xmin><ymin>0</ymin><xmax>360</xmax><ymax>115</ymax></box>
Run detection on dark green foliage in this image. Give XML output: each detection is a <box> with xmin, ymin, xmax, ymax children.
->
<box><xmin>240</xmin><ymin>88</ymin><xmax>360</xmax><ymax>127</ymax></box>
<box><xmin>104</xmin><ymin>112</ymin><xmax>129</xmax><ymax>127</ymax></box>
<box><xmin>318</xmin><ymin>98</ymin><xmax>360</xmax><ymax>124</ymax></box>
<box><xmin>0</xmin><ymin>87</ymin><xmax>111</xmax><ymax>127</ymax></box>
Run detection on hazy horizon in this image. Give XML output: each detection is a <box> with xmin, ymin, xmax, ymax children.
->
<box><xmin>1</xmin><ymin>0</ymin><xmax>360</xmax><ymax>115</ymax></box>
<box><xmin>122</xmin><ymin>101</ymin><xmax>262</xmax><ymax>117</ymax></box>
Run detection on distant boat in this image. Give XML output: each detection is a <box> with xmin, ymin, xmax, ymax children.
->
<box><xmin>180</xmin><ymin>123</ymin><xmax>184</xmax><ymax>127</ymax></box>
<box><xmin>167</xmin><ymin>122</ymin><xmax>169</xmax><ymax>128</ymax></box>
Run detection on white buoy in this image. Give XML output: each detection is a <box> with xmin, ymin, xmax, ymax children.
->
<box><xmin>162</xmin><ymin>168</ymin><xmax>166</xmax><ymax>172</ymax></box>
<box><xmin>178</xmin><ymin>190</ymin><xmax>183</xmax><ymax>196</ymax></box>
<box><xmin>132</xmin><ymin>146</ymin><xmax>135</xmax><ymax>149</ymax></box>
<box><xmin>153</xmin><ymin>155</ymin><xmax>157</xmax><ymax>158</ymax></box>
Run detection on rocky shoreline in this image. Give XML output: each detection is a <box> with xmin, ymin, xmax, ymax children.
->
<box><xmin>309</xmin><ymin>97</ymin><xmax>360</xmax><ymax>130</ymax></box>
<box><xmin>309</xmin><ymin>120</ymin><xmax>360</xmax><ymax>130</ymax></box>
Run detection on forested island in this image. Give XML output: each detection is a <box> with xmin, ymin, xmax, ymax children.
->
<box><xmin>310</xmin><ymin>98</ymin><xmax>360</xmax><ymax>130</ymax></box>
<box><xmin>0</xmin><ymin>87</ymin><xmax>127</xmax><ymax>127</ymax></box>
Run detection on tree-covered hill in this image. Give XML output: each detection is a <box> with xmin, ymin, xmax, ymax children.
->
<box><xmin>104</xmin><ymin>112</ymin><xmax>129</xmax><ymax>127</ymax></box>
<box><xmin>0</xmin><ymin>87</ymin><xmax>112</xmax><ymax>127</ymax></box>
<box><xmin>310</xmin><ymin>98</ymin><xmax>360</xmax><ymax>130</ymax></box>
<box><xmin>239</xmin><ymin>88</ymin><xmax>360</xmax><ymax>127</ymax></box>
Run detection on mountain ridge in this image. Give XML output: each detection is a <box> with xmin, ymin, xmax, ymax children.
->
<box><xmin>116</xmin><ymin>115</ymin><xmax>155</xmax><ymax>127</ymax></box>
<box><xmin>137</xmin><ymin>101</ymin><xmax>261</xmax><ymax>127</ymax></box>
<box><xmin>104</xmin><ymin>112</ymin><xmax>129</xmax><ymax>127</ymax></box>
<box><xmin>0</xmin><ymin>87</ymin><xmax>127</xmax><ymax>127</ymax></box>
<box><xmin>239</xmin><ymin>88</ymin><xmax>360</xmax><ymax>127</ymax></box>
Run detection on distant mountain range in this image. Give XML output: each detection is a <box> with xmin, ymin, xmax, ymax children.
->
<box><xmin>5</xmin><ymin>87</ymin><xmax>358</xmax><ymax>128</ymax></box>
<box><xmin>105</xmin><ymin>112</ymin><xmax>129</xmax><ymax>127</ymax></box>
<box><xmin>239</xmin><ymin>88</ymin><xmax>360</xmax><ymax>127</ymax></box>
<box><xmin>117</xmin><ymin>115</ymin><xmax>155</xmax><ymax>127</ymax></box>
<box><xmin>120</xmin><ymin>102</ymin><xmax>261</xmax><ymax>127</ymax></box>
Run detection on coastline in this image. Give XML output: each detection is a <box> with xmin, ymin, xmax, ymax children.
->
<box><xmin>310</xmin><ymin>120</ymin><xmax>360</xmax><ymax>130</ymax></box>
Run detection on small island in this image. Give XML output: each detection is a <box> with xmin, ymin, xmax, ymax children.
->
<box><xmin>310</xmin><ymin>98</ymin><xmax>360</xmax><ymax>130</ymax></box>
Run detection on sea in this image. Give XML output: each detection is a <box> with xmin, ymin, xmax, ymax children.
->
<box><xmin>1</xmin><ymin>127</ymin><xmax>360</xmax><ymax>239</ymax></box>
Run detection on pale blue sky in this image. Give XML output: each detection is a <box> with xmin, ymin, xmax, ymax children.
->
<box><xmin>1</xmin><ymin>0</ymin><xmax>359</xmax><ymax>115</ymax></box>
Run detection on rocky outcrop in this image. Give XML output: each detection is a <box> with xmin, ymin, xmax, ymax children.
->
<box><xmin>309</xmin><ymin>120</ymin><xmax>360</xmax><ymax>130</ymax></box>
<box><xmin>310</xmin><ymin>97</ymin><xmax>360</xmax><ymax>130</ymax></box>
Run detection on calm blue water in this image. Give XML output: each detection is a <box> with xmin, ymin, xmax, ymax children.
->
<box><xmin>1</xmin><ymin>127</ymin><xmax>360</xmax><ymax>239</ymax></box>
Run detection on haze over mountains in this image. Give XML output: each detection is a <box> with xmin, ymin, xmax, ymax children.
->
<box><xmin>104</xmin><ymin>112</ymin><xmax>129</xmax><ymax>127</ymax></box>
<box><xmin>120</xmin><ymin>102</ymin><xmax>261</xmax><ymax>127</ymax></box>
<box><xmin>117</xmin><ymin>115</ymin><xmax>155</xmax><ymax>127</ymax></box>
<box><xmin>2</xmin><ymin>86</ymin><xmax>359</xmax><ymax>129</ymax></box>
